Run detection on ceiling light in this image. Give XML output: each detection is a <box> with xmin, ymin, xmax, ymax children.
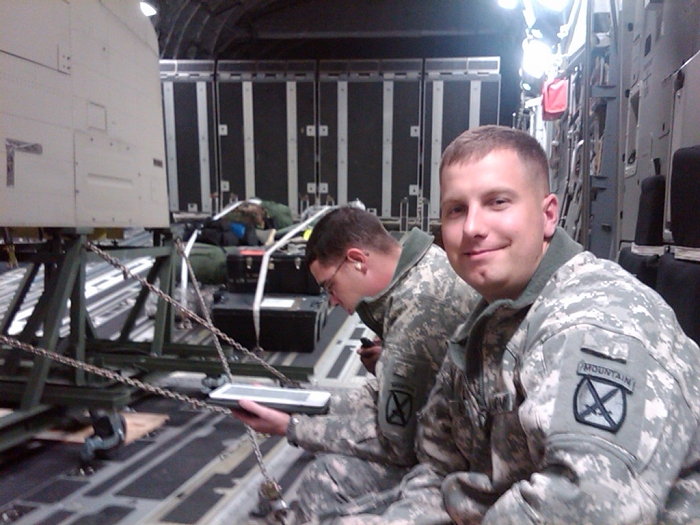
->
<box><xmin>521</xmin><ymin>38</ymin><xmax>554</xmax><ymax>78</ymax></box>
<box><xmin>140</xmin><ymin>1</ymin><xmax>157</xmax><ymax>17</ymax></box>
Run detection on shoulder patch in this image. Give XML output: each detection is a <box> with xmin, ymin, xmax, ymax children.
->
<box><xmin>577</xmin><ymin>361</ymin><xmax>636</xmax><ymax>392</ymax></box>
<box><xmin>385</xmin><ymin>390</ymin><xmax>413</xmax><ymax>426</ymax></box>
<box><xmin>574</xmin><ymin>361</ymin><xmax>634</xmax><ymax>433</ymax></box>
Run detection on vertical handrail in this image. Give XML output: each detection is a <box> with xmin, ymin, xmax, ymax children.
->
<box><xmin>580</xmin><ymin>0</ymin><xmax>593</xmax><ymax>249</ymax></box>
<box><xmin>252</xmin><ymin>206</ymin><xmax>334</xmax><ymax>346</ymax></box>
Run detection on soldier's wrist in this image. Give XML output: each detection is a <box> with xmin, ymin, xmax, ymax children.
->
<box><xmin>286</xmin><ymin>415</ymin><xmax>301</xmax><ymax>447</ymax></box>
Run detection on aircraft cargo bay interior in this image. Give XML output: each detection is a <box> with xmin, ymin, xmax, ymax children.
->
<box><xmin>1</xmin><ymin>0</ymin><xmax>699</xmax><ymax>524</ymax></box>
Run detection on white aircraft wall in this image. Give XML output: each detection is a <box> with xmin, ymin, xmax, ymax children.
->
<box><xmin>0</xmin><ymin>0</ymin><xmax>169</xmax><ymax>229</ymax></box>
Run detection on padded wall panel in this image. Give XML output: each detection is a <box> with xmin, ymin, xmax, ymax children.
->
<box><xmin>161</xmin><ymin>58</ymin><xmax>499</xmax><ymax>220</ymax></box>
<box><xmin>217</xmin><ymin>61</ymin><xmax>316</xmax><ymax>215</ymax></box>
<box><xmin>423</xmin><ymin>58</ymin><xmax>501</xmax><ymax>219</ymax></box>
<box><xmin>346</xmin><ymin>81</ymin><xmax>384</xmax><ymax>212</ymax></box>
<box><xmin>479</xmin><ymin>80</ymin><xmax>501</xmax><ymax>126</ymax></box>
<box><xmin>252</xmin><ymin>82</ymin><xmax>289</xmax><ymax>205</ymax></box>
<box><xmin>172</xmin><ymin>82</ymin><xmax>204</xmax><ymax>211</ymax></box>
<box><xmin>318</xmin><ymin>79</ymin><xmax>338</xmax><ymax>204</ymax></box>
<box><xmin>318</xmin><ymin>59</ymin><xmax>422</xmax><ymax>218</ymax></box>
<box><xmin>390</xmin><ymin>74</ymin><xmax>422</xmax><ymax>218</ymax></box>
<box><xmin>217</xmin><ymin>81</ymin><xmax>246</xmax><ymax>203</ymax></box>
<box><xmin>296</xmin><ymin>81</ymin><xmax>317</xmax><ymax>212</ymax></box>
<box><xmin>161</xmin><ymin>60</ymin><xmax>216</xmax><ymax>214</ymax></box>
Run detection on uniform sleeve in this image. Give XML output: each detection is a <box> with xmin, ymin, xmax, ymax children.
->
<box><xmin>321</xmin><ymin>359</ymin><xmax>471</xmax><ymax>525</ymax></box>
<box><xmin>292</xmin><ymin>288</ymin><xmax>469</xmax><ymax>467</ymax></box>
<box><xmin>415</xmin><ymin>357</ymin><xmax>471</xmax><ymax>476</ymax></box>
<box><xmin>375</xmin><ymin>294</ymin><xmax>470</xmax><ymax>466</ymax></box>
<box><xmin>478</xmin><ymin>326</ymin><xmax>695</xmax><ymax>525</ymax></box>
<box><xmin>328</xmin><ymin>376</ymin><xmax>379</xmax><ymax>415</ymax></box>
<box><xmin>319</xmin><ymin>464</ymin><xmax>453</xmax><ymax>525</ymax></box>
<box><xmin>290</xmin><ymin>381</ymin><xmax>415</xmax><ymax>466</ymax></box>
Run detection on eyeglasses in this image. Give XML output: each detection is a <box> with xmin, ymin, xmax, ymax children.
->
<box><xmin>319</xmin><ymin>258</ymin><xmax>348</xmax><ymax>296</ymax></box>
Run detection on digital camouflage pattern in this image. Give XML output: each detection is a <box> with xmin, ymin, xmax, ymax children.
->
<box><xmin>287</xmin><ymin>228</ymin><xmax>479</xmax><ymax>523</ymax></box>
<box><xmin>289</xmin><ymin>455</ymin><xmax>407</xmax><ymax>523</ymax></box>
<box><xmin>298</xmin><ymin>227</ymin><xmax>700</xmax><ymax>525</ymax></box>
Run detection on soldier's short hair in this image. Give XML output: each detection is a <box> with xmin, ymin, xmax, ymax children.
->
<box><xmin>306</xmin><ymin>206</ymin><xmax>399</xmax><ymax>266</ymax></box>
<box><xmin>440</xmin><ymin>125</ymin><xmax>550</xmax><ymax>194</ymax></box>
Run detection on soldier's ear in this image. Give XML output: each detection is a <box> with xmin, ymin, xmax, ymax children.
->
<box><xmin>346</xmin><ymin>247</ymin><xmax>367</xmax><ymax>267</ymax></box>
<box><xmin>542</xmin><ymin>193</ymin><xmax>559</xmax><ymax>238</ymax></box>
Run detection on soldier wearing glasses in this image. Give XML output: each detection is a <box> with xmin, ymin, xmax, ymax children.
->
<box><xmin>232</xmin><ymin>206</ymin><xmax>478</xmax><ymax>523</ymax></box>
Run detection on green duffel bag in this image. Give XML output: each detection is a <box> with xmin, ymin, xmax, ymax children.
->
<box><xmin>177</xmin><ymin>242</ymin><xmax>227</xmax><ymax>285</ymax></box>
<box><xmin>261</xmin><ymin>200</ymin><xmax>294</xmax><ymax>229</ymax></box>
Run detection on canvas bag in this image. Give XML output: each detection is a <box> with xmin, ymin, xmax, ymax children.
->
<box><xmin>542</xmin><ymin>78</ymin><xmax>568</xmax><ymax>120</ymax></box>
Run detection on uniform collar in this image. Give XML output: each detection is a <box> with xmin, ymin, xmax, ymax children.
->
<box><xmin>449</xmin><ymin>227</ymin><xmax>582</xmax><ymax>368</ymax></box>
<box><xmin>354</xmin><ymin>228</ymin><xmax>433</xmax><ymax>337</ymax></box>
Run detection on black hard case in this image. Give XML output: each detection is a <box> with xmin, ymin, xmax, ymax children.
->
<box><xmin>226</xmin><ymin>248</ymin><xmax>321</xmax><ymax>295</ymax></box>
<box><xmin>211</xmin><ymin>292</ymin><xmax>329</xmax><ymax>353</ymax></box>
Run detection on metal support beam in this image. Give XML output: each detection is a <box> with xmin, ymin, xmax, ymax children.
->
<box><xmin>0</xmin><ymin>228</ymin><xmax>317</xmax><ymax>452</ymax></box>
<box><xmin>21</xmin><ymin>236</ymin><xmax>83</xmax><ymax>410</ymax></box>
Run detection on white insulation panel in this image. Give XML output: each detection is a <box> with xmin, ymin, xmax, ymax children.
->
<box><xmin>0</xmin><ymin>0</ymin><xmax>169</xmax><ymax>228</ymax></box>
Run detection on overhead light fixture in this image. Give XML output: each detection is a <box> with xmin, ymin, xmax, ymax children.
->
<box><xmin>521</xmin><ymin>37</ymin><xmax>554</xmax><ymax>79</ymax></box>
<box><xmin>519</xmin><ymin>64</ymin><xmax>546</xmax><ymax>93</ymax></box>
<box><xmin>140</xmin><ymin>1</ymin><xmax>157</xmax><ymax>17</ymax></box>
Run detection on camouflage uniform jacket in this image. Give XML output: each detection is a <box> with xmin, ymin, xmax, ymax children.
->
<box><xmin>410</xmin><ymin>227</ymin><xmax>700</xmax><ymax>524</ymax></box>
<box><xmin>288</xmin><ymin>228</ymin><xmax>479</xmax><ymax>467</ymax></box>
